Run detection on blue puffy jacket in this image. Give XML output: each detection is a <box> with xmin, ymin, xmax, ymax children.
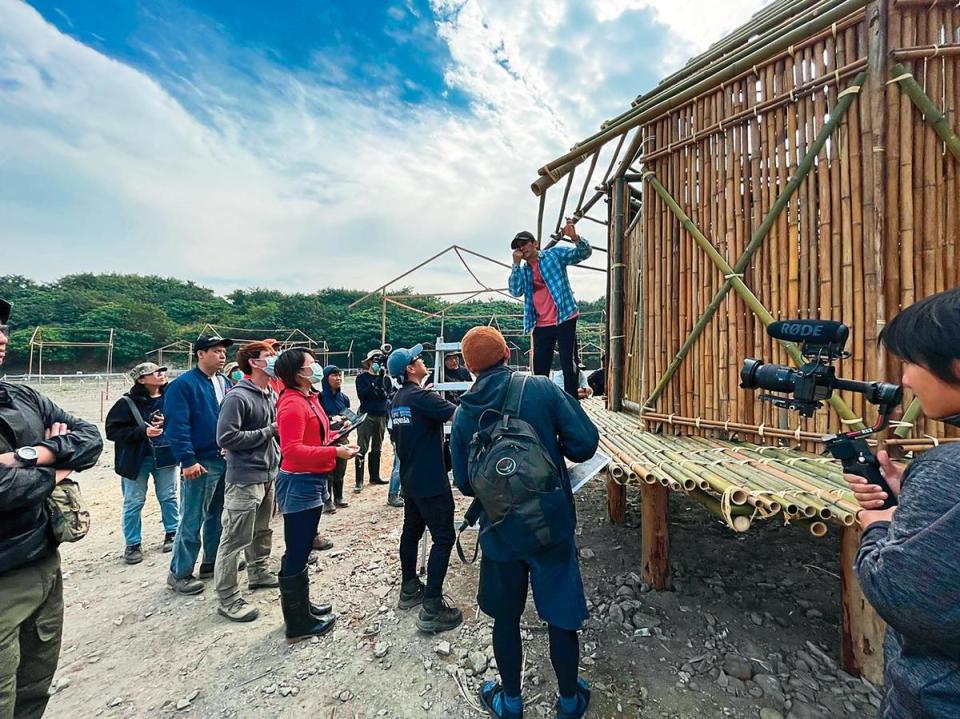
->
<box><xmin>450</xmin><ymin>364</ymin><xmax>599</xmax><ymax>562</ymax></box>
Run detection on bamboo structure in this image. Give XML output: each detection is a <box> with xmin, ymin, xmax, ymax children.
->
<box><xmin>530</xmin><ymin>0</ymin><xmax>960</xmax><ymax>682</ymax></box>
<box><xmin>28</xmin><ymin>327</ymin><xmax>115</xmax><ymax>394</ymax></box>
<box><xmin>146</xmin><ymin>340</ymin><xmax>193</xmax><ymax>370</ymax></box>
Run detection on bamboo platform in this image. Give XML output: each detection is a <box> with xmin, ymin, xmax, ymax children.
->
<box><xmin>585</xmin><ymin>400</ymin><xmax>859</xmax><ymax>536</ymax></box>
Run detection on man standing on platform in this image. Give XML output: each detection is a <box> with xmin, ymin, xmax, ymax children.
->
<box><xmin>165</xmin><ymin>335</ymin><xmax>233</xmax><ymax>595</ymax></box>
<box><xmin>508</xmin><ymin>219</ymin><xmax>592</xmax><ymax>398</ymax></box>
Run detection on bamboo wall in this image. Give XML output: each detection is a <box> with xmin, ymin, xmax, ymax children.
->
<box><xmin>625</xmin><ymin>0</ymin><xmax>960</xmax><ymax>442</ymax></box>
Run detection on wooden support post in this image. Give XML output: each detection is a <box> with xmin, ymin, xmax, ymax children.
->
<box><xmin>640</xmin><ymin>483</ymin><xmax>670</xmax><ymax>589</ymax></box>
<box><xmin>840</xmin><ymin>525</ymin><xmax>886</xmax><ymax>683</ymax></box>
<box><xmin>606</xmin><ymin>474</ymin><xmax>626</xmax><ymax>524</ymax></box>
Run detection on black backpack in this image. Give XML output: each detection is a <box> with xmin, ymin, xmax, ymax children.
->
<box><xmin>465</xmin><ymin>373</ymin><xmax>574</xmax><ymax>555</ymax></box>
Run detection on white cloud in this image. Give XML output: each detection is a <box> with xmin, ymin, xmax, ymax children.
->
<box><xmin>0</xmin><ymin>0</ymin><xmax>769</xmax><ymax>304</ymax></box>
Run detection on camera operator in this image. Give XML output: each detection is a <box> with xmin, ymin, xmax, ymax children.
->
<box><xmin>355</xmin><ymin>348</ymin><xmax>391</xmax><ymax>492</ymax></box>
<box><xmin>843</xmin><ymin>287</ymin><xmax>960</xmax><ymax>718</ymax></box>
<box><xmin>0</xmin><ymin>299</ymin><xmax>103</xmax><ymax>717</ymax></box>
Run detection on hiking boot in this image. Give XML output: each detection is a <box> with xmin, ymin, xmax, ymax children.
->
<box><xmin>398</xmin><ymin>578</ymin><xmax>425</xmax><ymax>610</ymax></box>
<box><xmin>198</xmin><ymin>562</ymin><xmax>215</xmax><ymax>579</ymax></box>
<box><xmin>554</xmin><ymin>678</ymin><xmax>591</xmax><ymax>719</ymax></box>
<box><xmin>218</xmin><ymin>597</ymin><xmax>259</xmax><ymax>622</ymax></box>
<box><xmin>279</xmin><ymin>569</ymin><xmax>336</xmax><ymax>644</ymax></box>
<box><xmin>162</xmin><ymin>532</ymin><xmax>176</xmax><ymax>553</ymax></box>
<box><xmin>167</xmin><ymin>572</ymin><xmax>204</xmax><ymax>595</ymax></box>
<box><xmin>479</xmin><ymin>681</ymin><xmax>524</xmax><ymax>719</ymax></box>
<box><xmin>387</xmin><ymin>494</ymin><xmax>404</xmax><ymax>507</ymax></box>
<box><xmin>248</xmin><ymin>570</ymin><xmax>280</xmax><ymax>590</ymax></box>
<box><xmin>416</xmin><ymin>596</ymin><xmax>463</xmax><ymax>634</ymax></box>
<box><xmin>124</xmin><ymin>544</ymin><xmax>143</xmax><ymax>565</ymax></box>
<box><xmin>312</xmin><ymin>536</ymin><xmax>334</xmax><ymax>551</ymax></box>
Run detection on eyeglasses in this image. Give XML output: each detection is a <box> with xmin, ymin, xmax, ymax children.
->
<box><xmin>153</xmin><ymin>370</ymin><xmax>166</xmax><ymax>376</ymax></box>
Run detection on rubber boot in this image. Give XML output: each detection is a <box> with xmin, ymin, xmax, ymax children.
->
<box><xmin>332</xmin><ymin>476</ymin><xmax>347</xmax><ymax>507</ymax></box>
<box><xmin>353</xmin><ymin>456</ymin><xmax>365</xmax><ymax>492</ymax></box>
<box><xmin>369</xmin><ymin>452</ymin><xmax>388</xmax><ymax>485</ymax></box>
<box><xmin>279</xmin><ymin>569</ymin><xmax>336</xmax><ymax>643</ymax></box>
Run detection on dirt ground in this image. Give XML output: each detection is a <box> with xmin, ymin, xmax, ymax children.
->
<box><xmin>28</xmin><ymin>378</ymin><xmax>882</xmax><ymax>719</ymax></box>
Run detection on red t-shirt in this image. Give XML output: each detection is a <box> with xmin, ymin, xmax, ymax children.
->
<box><xmin>276</xmin><ymin>390</ymin><xmax>337</xmax><ymax>474</ymax></box>
<box><xmin>531</xmin><ymin>261</ymin><xmax>559</xmax><ymax>328</ymax></box>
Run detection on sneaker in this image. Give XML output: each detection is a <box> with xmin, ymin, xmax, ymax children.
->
<box><xmin>387</xmin><ymin>494</ymin><xmax>404</xmax><ymax>508</ymax></box>
<box><xmin>167</xmin><ymin>572</ymin><xmax>204</xmax><ymax>595</ymax></box>
<box><xmin>554</xmin><ymin>679</ymin><xmax>591</xmax><ymax>719</ymax></box>
<box><xmin>398</xmin><ymin>578</ymin><xmax>425</xmax><ymax>610</ymax></box>
<box><xmin>416</xmin><ymin>595</ymin><xmax>463</xmax><ymax>634</ymax></box>
<box><xmin>198</xmin><ymin>562</ymin><xmax>215</xmax><ymax>579</ymax></box>
<box><xmin>479</xmin><ymin>681</ymin><xmax>524</xmax><ymax>719</ymax></box>
<box><xmin>124</xmin><ymin>544</ymin><xmax>143</xmax><ymax>565</ymax></box>
<box><xmin>162</xmin><ymin>532</ymin><xmax>176</xmax><ymax>553</ymax></box>
<box><xmin>248</xmin><ymin>570</ymin><xmax>280</xmax><ymax>590</ymax></box>
<box><xmin>217</xmin><ymin>597</ymin><xmax>259</xmax><ymax>622</ymax></box>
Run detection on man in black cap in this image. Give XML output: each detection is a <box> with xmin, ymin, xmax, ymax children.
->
<box><xmin>0</xmin><ymin>298</ymin><xmax>103</xmax><ymax>717</ymax></box>
<box><xmin>508</xmin><ymin>219</ymin><xmax>592</xmax><ymax>398</ymax></box>
<box><xmin>165</xmin><ymin>335</ymin><xmax>234</xmax><ymax>594</ymax></box>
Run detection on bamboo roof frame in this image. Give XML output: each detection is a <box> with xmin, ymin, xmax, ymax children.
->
<box><xmin>28</xmin><ymin>326</ymin><xmax>116</xmax><ymax>393</ymax></box>
<box><xmin>146</xmin><ymin>339</ymin><xmax>194</xmax><ymax>370</ymax></box>
<box><xmin>197</xmin><ymin>324</ymin><xmax>321</xmax><ymax>351</ymax></box>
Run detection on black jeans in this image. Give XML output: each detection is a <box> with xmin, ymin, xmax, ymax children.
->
<box><xmin>280</xmin><ymin>507</ymin><xmax>322</xmax><ymax>577</ymax></box>
<box><xmin>493</xmin><ymin>620</ymin><xmax>579</xmax><ymax>698</ymax></box>
<box><xmin>533</xmin><ymin>316</ymin><xmax>579</xmax><ymax>397</ymax></box>
<box><xmin>398</xmin><ymin>492</ymin><xmax>455</xmax><ymax>598</ymax></box>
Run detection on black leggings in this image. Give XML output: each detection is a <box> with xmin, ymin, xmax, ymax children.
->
<box><xmin>492</xmin><ymin>620</ymin><xmax>579</xmax><ymax>698</ymax></box>
<box><xmin>280</xmin><ymin>507</ymin><xmax>322</xmax><ymax>576</ymax></box>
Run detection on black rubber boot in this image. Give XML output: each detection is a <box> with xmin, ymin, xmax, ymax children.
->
<box><xmin>354</xmin><ymin>456</ymin><xmax>365</xmax><ymax>492</ymax></box>
<box><xmin>279</xmin><ymin>569</ymin><xmax>336</xmax><ymax>643</ymax></box>
<box><xmin>369</xmin><ymin>452</ymin><xmax>388</xmax><ymax>485</ymax></box>
<box><xmin>310</xmin><ymin>601</ymin><xmax>333</xmax><ymax>618</ymax></box>
<box><xmin>416</xmin><ymin>595</ymin><xmax>463</xmax><ymax>633</ymax></box>
<box><xmin>331</xmin><ymin>476</ymin><xmax>346</xmax><ymax>506</ymax></box>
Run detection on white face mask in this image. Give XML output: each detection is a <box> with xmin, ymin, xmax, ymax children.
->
<box><xmin>263</xmin><ymin>355</ymin><xmax>278</xmax><ymax>378</ymax></box>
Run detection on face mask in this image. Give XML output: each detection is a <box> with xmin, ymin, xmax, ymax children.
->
<box><xmin>263</xmin><ymin>355</ymin><xmax>278</xmax><ymax>378</ymax></box>
<box><xmin>301</xmin><ymin>363</ymin><xmax>324</xmax><ymax>384</ymax></box>
<box><xmin>230</xmin><ymin>370</ymin><xmax>243</xmax><ymax>382</ymax></box>
<box><xmin>371</xmin><ymin>363</ymin><xmax>381</xmax><ymax>373</ymax></box>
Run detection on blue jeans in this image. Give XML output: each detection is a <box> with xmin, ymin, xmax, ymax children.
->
<box><xmin>169</xmin><ymin>457</ymin><xmax>226</xmax><ymax>579</ymax></box>
<box><xmin>389</xmin><ymin>442</ymin><xmax>401</xmax><ymax>497</ymax></box>
<box><xmin>121</xmin><ymin>457</ymin><xmax>179</xmax><ymax>546</ymax></box>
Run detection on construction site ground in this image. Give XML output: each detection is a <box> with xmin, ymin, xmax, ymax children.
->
<box><xmin>32</xmin><ymin>379</ymin><xmax>882</xmax><ymax>719</ymax></box>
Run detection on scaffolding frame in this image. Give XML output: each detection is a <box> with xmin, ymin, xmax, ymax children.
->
<box><xmin>28</xmin><ymin>327</ymin><xmax>115</xmax><ymax>393</ymax></box>
<box><xmin>146</xmin><ymin>339</ymin><xmax>194</xmax><ymax>370</ymax></box>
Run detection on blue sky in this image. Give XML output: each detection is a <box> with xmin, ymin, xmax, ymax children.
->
<box><xmin>1</xmin><ymin>0</ymin><xmax>768</xmax><ymax>299</ymax></box>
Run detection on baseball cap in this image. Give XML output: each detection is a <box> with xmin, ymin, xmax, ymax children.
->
<box><xmin>386</xmin><ymin>344</ymin><xmax>424</xmax><ymax>379</ymax></box>
<box><xmin>511</xmin><ymin>230</ymin><xmax>536</xmax><ymax>250</ymax></box>
<box><xmin>129</xmin><ymin>362</ymin><xmax>167</xmax><ymax>382</ymax></box>
<box><xmin>195</xmin><ymin>335</ymin><xmax>234</xmax><ymax>352</ymax></box>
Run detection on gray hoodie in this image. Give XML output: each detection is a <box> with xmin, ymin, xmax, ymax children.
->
<box><xmin>216</xmin><ymin>379</ymin><xmax>280</xmax><ymax>485</ymax></box>
<box><xmin>856</xmin><ymin>442</ymin><xmax>960</xmax><ymax>718</ymax></box>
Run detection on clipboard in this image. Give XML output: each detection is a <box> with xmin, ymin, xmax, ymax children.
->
<box><xmin>328</xmin><ymin>412</ymin><xmax>367</xmax><ymax>444</ymax></box>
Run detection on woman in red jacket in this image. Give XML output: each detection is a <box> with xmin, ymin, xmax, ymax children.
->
<box><xmin>274</xmin><ymin>348</ymin><xmax>358</xmax><ymax>642</ymax></box>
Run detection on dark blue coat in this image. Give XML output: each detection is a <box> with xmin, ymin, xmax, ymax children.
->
<box><xmin>320</xmin><ymin>366</ymin><xmax>350</xmax><ymax>418</ymax></box>
<box><xmin>450</xmin><ymin>364</ymin><xmax>599</xmax><ymax>562</ymax></box>
<box><xmin>163</xmin><ymin>368</ymin><xmax>230</xmax><ymax>466</ymax></box>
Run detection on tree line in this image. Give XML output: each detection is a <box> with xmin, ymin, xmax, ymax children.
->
<box><xmin>0</xmin><ymin>274</ymin><xmax>605</xmax><ymax>373</ymax></box>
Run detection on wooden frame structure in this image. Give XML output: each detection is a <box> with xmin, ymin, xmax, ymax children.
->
<box><xmin>27</xmin><ymin>327</ymin><xmax>115</xmax><ymax>392</ymax></box>
<box><xmin>532</xmin><ymin>0</ymin><xmax>960</xmax><ymax>683</ymax></box>
<box><xmin>146</xmin><ymin>340</ymin><xmax>193</xmax><ymax>370</ymax></box>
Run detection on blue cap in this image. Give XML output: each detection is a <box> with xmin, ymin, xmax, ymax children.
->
<box><xmin>386</xmin><ymin>344</ymin><xmax>424</xmax><ymax>379</ymax></box>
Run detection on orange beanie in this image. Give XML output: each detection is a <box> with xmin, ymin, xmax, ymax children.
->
<box><xmin>461</xmin><ymin>326</ymin><xmax>509</xmax><ymax>373</ymax></box>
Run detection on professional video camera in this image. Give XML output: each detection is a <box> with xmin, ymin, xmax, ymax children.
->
<box><xmin>370</xmin><ymin>343</ymin><xmax>393</xmax><ymax>370</ymax></box>
<box><xmin>740</xmin><ymin>319</ymin><xmax>902</xmax><ymax>509</ymax></box>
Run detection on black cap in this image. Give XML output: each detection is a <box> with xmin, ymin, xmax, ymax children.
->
<box><xmin>511</xmin><ymin>231</ymin><xmax>536</xmax><ymax>250</ymax></box>
<box><xmin>195</xmin><ymin>335</ymin><xmax>234</xmax><ymax>352</ymax></box>
<box><xmin>0</xmin><ymin>299</ymin><xmax>10</xmax><ymax>324</ymax></box>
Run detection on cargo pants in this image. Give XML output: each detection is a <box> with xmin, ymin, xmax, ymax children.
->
<box><xmin>214</xmin><ymin>480</ymin><xmax>274</xmax><ymax>605</ymax></box>
<box><xmin>0</xmin><ymin>551</ymin><xmax>63</xmax><ymax>719</ymax></box>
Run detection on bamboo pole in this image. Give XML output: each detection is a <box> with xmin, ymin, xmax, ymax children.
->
<box><xmin>891</xmin><ymin>63</ymin><xmax>960</xmax><ymax>161</ymax></box>
<box><xmin>610</xmin><ymin>177</ymin><xmax>626</xmax><ymax>411</ymax></box>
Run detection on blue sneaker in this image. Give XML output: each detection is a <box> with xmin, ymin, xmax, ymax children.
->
<box><xmin>478</xmin><ymin>681</ymin><xmax>523</xmax><ymax>719</ymax></box>
<box><xmin>555</xmin><ymin>678</ymin><xmax>590</xmax><ymax>719</ymax></box>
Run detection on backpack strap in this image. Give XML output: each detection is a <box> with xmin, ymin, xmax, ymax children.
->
<box><xmin>500</xmin><ymin>373</ymin><xmax>527</xmax><ymax>423</ymax></box>
<box><xmin>122</xmin><ymin>396</ymin><xmax>147</xmax><ymax>430</ymax></box>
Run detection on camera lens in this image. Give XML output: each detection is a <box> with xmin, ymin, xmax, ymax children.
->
<box><xmin>740</xmin><ymin>359</ymin><xmax>763</xmax><ymax>389</ymax></box>
<box><xmin>741</xmin><ymin>358</ymin><xmax>798</xmax><ymax>393</ymax></box>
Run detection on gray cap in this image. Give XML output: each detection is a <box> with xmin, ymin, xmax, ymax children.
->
<box><xmin>129</xmin><ymin>362</ymin><xmax>166</xmax><ymax>382</ymax></box>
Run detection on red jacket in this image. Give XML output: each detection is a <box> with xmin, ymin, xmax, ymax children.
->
<box><xmin>276</xmin><ymin>389</ymin><xmax>337</xmax><ymax>474</ymax></box>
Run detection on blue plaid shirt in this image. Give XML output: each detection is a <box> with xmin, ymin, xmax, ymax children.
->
<box><xmin>508</xmin><ymin>237</ymin><xmax>592</xmax><ymax>333</ymax></box>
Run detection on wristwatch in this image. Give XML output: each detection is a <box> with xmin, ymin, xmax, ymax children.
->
<box><xmin>15</xmin><ymin>446</ymin><xmax>39</xmax><ymax>468</ymax></box>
